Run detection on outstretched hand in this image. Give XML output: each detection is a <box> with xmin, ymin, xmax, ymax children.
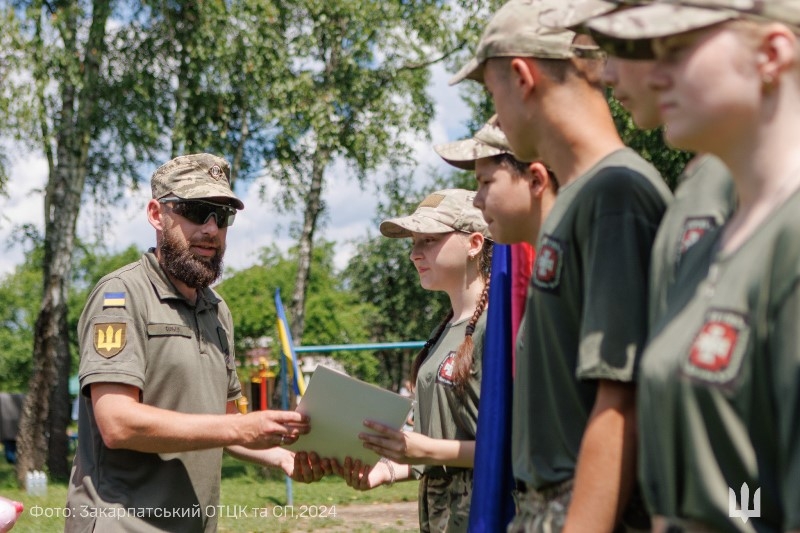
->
<box><xmin>241</xmin><ymin>410</ymin><xmax>310</xmax><ymax>449</ymax></box>
<box><xmin>333</xmin><ymin>457</ymin><xmax>392</xmax><ymax>491</ymax></box>
<box><xmin>291</xmin><ymin>452</ymin><xmax>333</xmax><ymax>483</ymax></box>
<box><xmin>357</xmin><ymin>420</ymin><xmax>432</xmax><ymax>464</ymax></box>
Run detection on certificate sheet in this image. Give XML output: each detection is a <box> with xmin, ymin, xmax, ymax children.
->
<box><xmin>284</xmin><ymin>365</ymin><xmax>413</xmax><ymax>464</ymax></box>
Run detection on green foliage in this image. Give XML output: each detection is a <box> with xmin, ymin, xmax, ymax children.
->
<box><xmin>216</xmin><ymin>241</ymin><xmax>378</xmax><ymax>381</ymax></box>
<box><xmin>608</xmin><ymin>96</ymin><xmax>692</xmax><ymax>190</ymax></box>
<box><xmin>342</xmin><ymin>172</ymin><xmax>450</xmax><ymax>389</ymax></box>
<box><xmin>0</xmin><ymin>244</ymin><xmax>142</xmax><ymax>392</ymax></box>
<box><xmin>0</xmin><ymin>248</ymin><xmax>43</xmax><ymax>391</ymax></box>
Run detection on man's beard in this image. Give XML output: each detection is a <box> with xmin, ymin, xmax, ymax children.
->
<box><xmin>160</xmin><ymin>230</ymin><xmax>225</xmax><ymax>289</ymax></box>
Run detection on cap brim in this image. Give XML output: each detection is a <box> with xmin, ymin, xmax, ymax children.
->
<box><xmin>379</xmin><ymin>215</ymin><xmax>456</xmax><ymax>239</ymax></box>
<box><xmin>449</xmin><ymin>57</ymin><xmax>483</xmax><ymax>86</ymax></box>
<box><xmin>433</xmin><ymin>139</ymin><xmax>508</xmax><ymax>171</ymax></box>
<box><xmin>539</xmin><ymin>1</ymin><xmax>618</xmax><ymax>31</ymax></box>
<box><xmin>587</xmin><ymin>4</ymin><xmax>736</xmax><ymax>40</ymax></box>
<box><xmin>170</xmin><ymin>183</ymin><xmax>244</xmax><ymax>210</ymax></box>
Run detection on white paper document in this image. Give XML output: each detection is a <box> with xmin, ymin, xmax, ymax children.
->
<box><xmin>284</xmin><ymin>365</ymin><xmax>413</xmax><ymax>465</ymax></box>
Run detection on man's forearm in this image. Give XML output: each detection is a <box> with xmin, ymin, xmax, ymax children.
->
<box><xmin>563</xmin><ymin>381</ymin><xmax>637</xmax><ymax>533</ymax></box>
<box><xmin>91</xmin><ymin>383</ymin><xmax>304</xmax><ymax>453</ymax></box>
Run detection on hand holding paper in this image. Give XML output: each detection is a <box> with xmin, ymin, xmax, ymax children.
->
<box><xmin>284</xmin><ymin>366</ymin><xmax>412</xmax><ymax>465</ymax></box>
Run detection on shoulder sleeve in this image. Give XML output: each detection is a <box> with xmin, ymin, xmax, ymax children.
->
<box><xmin>576</xmin><ymin>172</ymin><xmax>666</xmax><ymax>382</ymax></box>
<box><xmin>77</xmin><ymin>277</ymin><xmax>146</xmax><ymax>396</ymax></box>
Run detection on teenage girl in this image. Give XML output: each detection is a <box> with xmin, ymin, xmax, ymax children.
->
<box><xmin>341</xmin><ymin>188</ymin><xmax>492</xmax><ymax>533</ymax></box>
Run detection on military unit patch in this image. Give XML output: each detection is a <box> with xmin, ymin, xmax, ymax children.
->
<box><xmin>677</xmin><ymin>217</ymin><xmax>717</xmax><ymax>258</ymax></box>
<box><xmin>683</xmin><ymin>309</ymin><xmax>749</xmax><ymax>385</ymax></box>
<box><xmin>103</xmin><ymin>292</ymin><xmax>126</xmax><ymax>308</ymax></box>
<box><xmin>436</xmin><ymin>352</ymin><xmax>456</xmax><ymax>386</ymax></box>
<box><xmin>209</xmin><ymin>164</ymin><xmax>223</xmax><ymax>180</ymax></box>
<box><xmin>533</xmin><ymin>235</ymin><xmax>565</xmax><ymax>292</ymax></box>
<box><xmin>94</xmin><ymin>323</ymin><xmax>127</xmax><ymax>358</ymax></box>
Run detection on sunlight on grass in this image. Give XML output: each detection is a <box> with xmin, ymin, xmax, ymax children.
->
<box><xmin>0</xmin><ymin>455</ymin><xmax>419</xmax><ymax>532</ymax></box>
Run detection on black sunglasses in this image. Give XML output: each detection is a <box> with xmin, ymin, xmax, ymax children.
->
<box><xmin>590</xmin><ymin>31</ymin><xmax>656</xmax><ymax>60</ymax></box>
<box><xmin>159</xmin><ymin>197</ymin><xmax>237</xmax><ymax>229</ymax></box>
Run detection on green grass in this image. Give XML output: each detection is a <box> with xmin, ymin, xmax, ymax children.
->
<box><xmin>0</xmin><ymin>455</ymin><xmax>418</xmax><ymax>532</ymax></box>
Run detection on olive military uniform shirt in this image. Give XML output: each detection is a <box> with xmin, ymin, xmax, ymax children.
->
<box><xmin>413</xmin><ymin>313</ymin><xmax>485</xmax><ymax>533</ymax></box>
<box><xmin>649</xmin><ymin>154</ymin><xmax>735</xmax><ymax>331</ymax></box>
<box><xmin>414</xmin><ymin>313</ymin><xmax>485</xmax><ymax>472</ymax></box>
<box><xmin>639</xmin><ymin>190</ymin><xmax>800</xmax><ymax>532</ymax></box>
<box><xmin>65</xmin><ymin>251</ymin><xmax>241</xmax><ymax>533</ymax></box>
<box><xmin>512</xmin><ymin>148</ymin><xmax>671</xmax><ymax>489</ymax></box>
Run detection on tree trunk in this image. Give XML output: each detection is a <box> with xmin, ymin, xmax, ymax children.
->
<box><xmin>15</xmin><ymin>0</ymin><xmax>108</xmax><ymax>485</ymax></box>
<box><xmin>289</xmin><ymin>149</ymin><xmax>329</xmax><ymax>343</ymax></box>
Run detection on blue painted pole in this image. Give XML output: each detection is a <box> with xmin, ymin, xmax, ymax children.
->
<box><xmin>293</xmin><ymin>341</ymin><xmax>425</xmax><ymax>353</ymax></box>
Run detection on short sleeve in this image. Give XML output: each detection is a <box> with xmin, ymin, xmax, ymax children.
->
<box><xmin>577</xmin><ymin>189</ymin><xmax>660</xmax><ymax>382</ymax></box>
<box><xmin>78</xmin><ymin>278</ymin><xmax>146</xmax><ymax>395</ymax></box>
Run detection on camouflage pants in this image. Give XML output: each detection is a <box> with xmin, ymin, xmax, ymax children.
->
<box><xmin>507</xmin><ymin>479</ymin><xmax>573</xmax><ymax>533</ymax></box>
<box><xmin>507</xmin><ymin>479</ymin><xmax>650</xmax><ymax>533</ymax></box>
<box><xmin>419</xmin><ymin>468</ymin><xmax>473</xmax><ymax>533</ymax></box>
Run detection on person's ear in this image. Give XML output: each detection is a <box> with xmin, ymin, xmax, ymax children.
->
<box><xmin>467</xmin><ymin>232</ymin><xmax>485</xmax><ymax>260</ymax></box>
<box><xmin>147</xmin><ymin>199</ymin><xmax>165</xmax><ymax>231</ymax></box>
<box><xmin>526</xmin><ymin>162</ymin><xmax>552</xmax><ymax>198</ymax></box>
<box><xmin>510</xmin><ymin>57</ymin><xmax>539</xmax><ymax>96</ymax></box>
<box><xmin>757</xmin><ymin>24</ymin><xmax>797</xmax><ymax>89</ymax></box>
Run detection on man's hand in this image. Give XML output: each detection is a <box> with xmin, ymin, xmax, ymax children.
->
<box><xmin>238</xmin><ymin>410</ymin><xmax>310</xmax><ymax>449</ymax></box>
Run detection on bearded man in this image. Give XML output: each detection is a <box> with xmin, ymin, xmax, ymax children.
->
<box><xmin>65</xmin><ymin>154</ymin><xmax>310</xmax><ymax>533</ymax></box>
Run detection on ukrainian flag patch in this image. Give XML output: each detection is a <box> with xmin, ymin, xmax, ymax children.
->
<box><xmin>103</xmin><ymin>292</ymin><xmax>126</xmax><ymax>308</ymax></box>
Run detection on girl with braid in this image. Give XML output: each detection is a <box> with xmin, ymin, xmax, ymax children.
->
<box><xmin>340</xmin><ymin>188</ymin><xmax>492</xmax><ymax>533</ymax></box>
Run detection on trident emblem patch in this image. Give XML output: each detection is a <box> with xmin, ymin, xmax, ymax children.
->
<box><xmin>94</xmin><ymin>323</ymin><xmax>127</xmax><ymax>358</ymax></box>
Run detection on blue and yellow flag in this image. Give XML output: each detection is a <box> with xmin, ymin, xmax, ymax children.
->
<box><xmin>103</xmin><ymin>292</ymin><xmax>126</xmax><ymax>307</ymax></box>
<box><xmin>274</xmin><ymin>288</ymin><xmax>307</xmax><ymax>396</ymax></box>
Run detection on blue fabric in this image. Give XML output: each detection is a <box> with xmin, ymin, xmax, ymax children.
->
<box><xmin>469</xmin><ymin>244</ymin><xmax>516</xmax><ymax>532</ymax></box>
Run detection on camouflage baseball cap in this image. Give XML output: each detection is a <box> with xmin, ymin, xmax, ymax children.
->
<box><xmin>380</xmin><ymin>189</ymin><xmax>490</xmax><ymax>239</ymax></box>
<box><xmin>449</xmin><ymin>0</ymin><xmax>602</xmax><ymax>86</ymax></box>
<box><xmin>151</xmin><ymin>153</ymin><xmax>244</xmax><ymax>210</ymax></box>
<box><xmin>434</xmin><ymin>115</ymin><xmax>530</xmax><ymax>170</ymax></box>
<box><xmin>588</xmin><ymin>0</ymin><xmax>800</xmax><ymax>40</ymax></box>
<box><xmin>539</xmin><ymin>0</ymin><xmax>652</xmax><ymax>30</ymax></box>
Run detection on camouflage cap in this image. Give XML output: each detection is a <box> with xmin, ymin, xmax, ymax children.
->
<box><xmin>588</xmin><ymin>0</ymin><xmax>800</xmax><ymax>40</ymax></box>
<box><xmin>380</xmin><ymin>189</ymin><xmax>491</xmax><ymax>239</ymax></box>
<box><xmin>449</xmin><ymin>0</ymin><xmax>602</xmax><ymax>86</ymax></box>
<box><xmin>151</xmin><ymin>153</ymin><xmax>244</xmax><ymax>210</ymax></box>
<box><xmin>434</xmin><ymin>115</ymin><xmax>530</xmax><ymax>170</ymax></box>
<box><xmin>539</xmin><ymin>0</ymin><xmax>652</xmax><ymax>31</ymax></box>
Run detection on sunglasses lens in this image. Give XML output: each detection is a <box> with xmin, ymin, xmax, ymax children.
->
<box><xmin>592</xmin><ymin>33</ymin><xmax>654</xmax><ymax>60</ymax></box>
<box><xmin>171</xmin><ymin>202</ymin><xmax>236</xmax><ymax>228</ymax></box>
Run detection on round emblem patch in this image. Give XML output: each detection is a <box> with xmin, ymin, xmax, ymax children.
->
<box><xmin>209</xmin><ymin>165</ymin><xmax>223</xmax><ymax>180</ymax></box>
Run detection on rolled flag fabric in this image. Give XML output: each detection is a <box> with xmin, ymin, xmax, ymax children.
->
<box><xmin>469</xmin><ymin>244</ymin><xmax>515</xmax><ymax>532</ymax></box>
<box><xmin>274</xmin><ymin>288</ymin><xmax>307</xmax><ymax>396</ymax></box>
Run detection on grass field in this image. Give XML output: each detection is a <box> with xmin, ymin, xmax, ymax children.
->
<box><xmin>0</xmin><ymin>455</ymin><xmax>419</xmax><ymax>532</ymax></box>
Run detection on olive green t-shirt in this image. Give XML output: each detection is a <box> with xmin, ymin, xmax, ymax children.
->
<box><xmin>639</xmin><ymin>190</ymin><xmax>800</xmax><ymax>531</ymax></box>
<box><xmin>413</xmin><ymin>313</ymin><xmax>485</xmax><ymax>475</ymax></box>
<box><xmin>65</xmin><ymin>251</ymin><xmax>241</xmax><ymax>533</ymax></box>
<box><xmin>512</xmin><ymin>148</ymin><xmax>671</xmax><ymax>489</ymax></box>
<box><xmin>649</xmin><ymin>154</ymin><xmax>735</xmax><ymax>332</ymax></box>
